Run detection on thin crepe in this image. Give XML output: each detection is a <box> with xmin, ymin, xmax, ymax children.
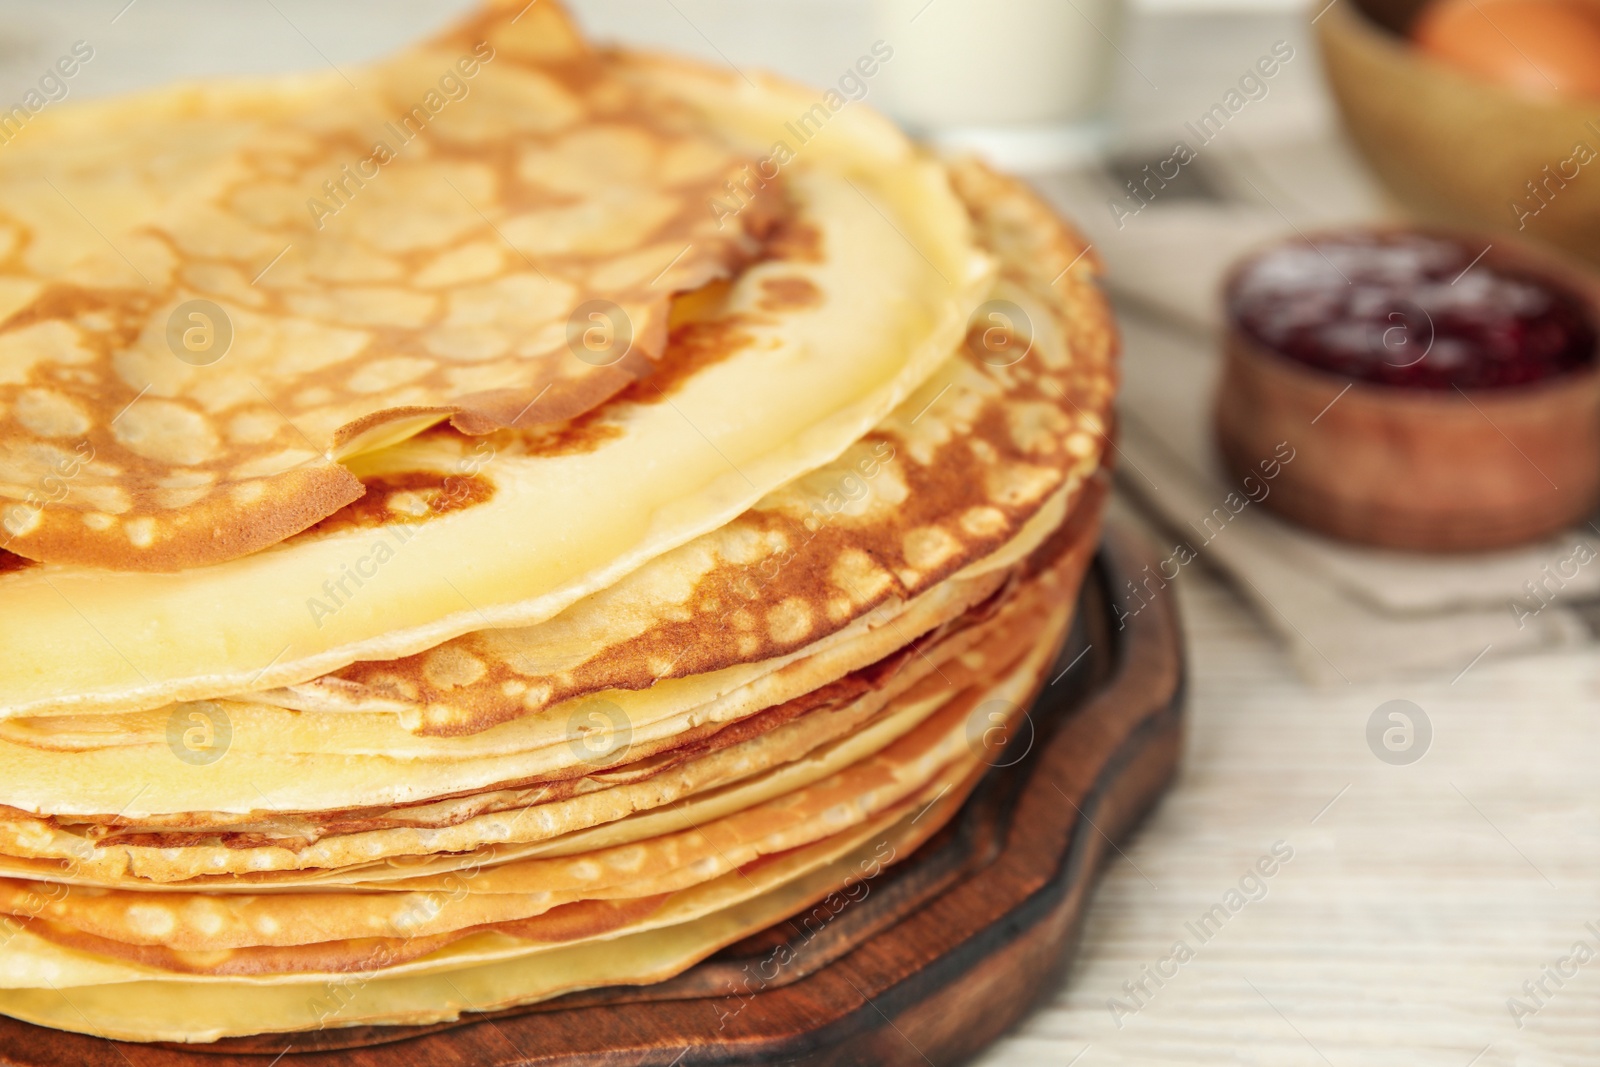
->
<box><xmin>0</xmin><ymin>0</ymin><xmax>779</xmax><ymax>571</ymax></box>
<box><xmin>0</xmin><ymin>34</ymin><xmax>992</xmax><ymax>719</ymax></box>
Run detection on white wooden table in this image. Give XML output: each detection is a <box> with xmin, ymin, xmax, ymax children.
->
<box><xmin>0</xmin><ymin>3</ymin><xmax>1594</xmax><ymax>1064</ymax></box>
<box><xmin>974</xmin><ymin>497</ymin><xmax>1600</xmax><ymax>1067</ymax></box>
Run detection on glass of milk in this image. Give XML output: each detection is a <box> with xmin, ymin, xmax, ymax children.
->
<box><xmin>870</xmin><ymin>0</ymin><xmax>1125</xmax><ymax>170</ymax></box>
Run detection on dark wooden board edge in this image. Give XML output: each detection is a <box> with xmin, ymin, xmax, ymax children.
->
<box><xmin>0</xmin><ymin>522</ymin><xmax>1184</xmax><ymax>1067</ymax></box>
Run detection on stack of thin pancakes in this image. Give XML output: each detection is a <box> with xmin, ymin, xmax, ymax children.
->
<box><xmin>0</xmin><ymin>0</ymin><xmax>1116</xmax><ymax>1043</ymax></box>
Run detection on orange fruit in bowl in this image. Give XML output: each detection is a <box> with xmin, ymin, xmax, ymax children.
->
<box><xmin>1412</xmin><ymin>0</ymin><xmax>1600</xmax><ymax>100</ymax></box>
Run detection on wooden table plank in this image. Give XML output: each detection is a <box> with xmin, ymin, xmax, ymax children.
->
<box><xmin>974</xmin><ymin>501</ymin><xmax>1600</xmax><ymax>1067</ymax></box>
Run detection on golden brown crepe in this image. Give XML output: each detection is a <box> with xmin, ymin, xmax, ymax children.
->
<box><xmin>0</xmin><ymin>0</ymin><xmax>784</xmax><ymax>571</ymax></box>
<box><xmin>0</xmin><ymin>77</ymin><xmax>991</xmax><ymax>725</ymax></box>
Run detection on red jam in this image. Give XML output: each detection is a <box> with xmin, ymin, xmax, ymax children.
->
<box><xmin>1229</xmin><ymin>231</ymin><xmax>1597</xmax><ymax>389</ymax></box>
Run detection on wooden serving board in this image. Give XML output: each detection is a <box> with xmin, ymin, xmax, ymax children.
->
<box><xmin>0</xmin><ymin>523</ymin><xmax>1185</xmax><ymax>1067</ymax></box>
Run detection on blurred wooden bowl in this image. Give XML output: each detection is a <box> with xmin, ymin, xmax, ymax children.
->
<box><xmin>1317</xmin><ymin>0</ymin><xmax>1600</xmax><ymax>269</ymax></box>
<box><xmin>1215</xmin><ymin>230</ymin><xmax>1600</xmax><ymax>552</ymax></box>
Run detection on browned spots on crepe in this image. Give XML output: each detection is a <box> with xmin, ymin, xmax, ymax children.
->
<box><xmin>757</xmin><ymin>276</ymin><xmax>823</xmax><ymax>312</ymax></box>
<box><xmin>765</xmin><ymin>217</ymin><xmax>826</xmax><ymax>264</ymax></box>
<box><xmin>301</xmin><ymin>470</ymin><xmax>497</xmax><ymax>538</ymax></box>
<box><xmin>0</xmin><ymin>0</ymin><xmax>786</xmax><ymax>572</ymax></box>
<box><xmin>509</xmin><ymin>412</ymin><xmax>628</xmax><ymax>459</ymax></box>
<box><xmin>15</xmin><ymin>892</ymin><xmax>670</xmax><ymax>975</ymax></box>
<box><xmin>622</xmin><ymin>317</ymin><xmax>757</xmax><ymax>404</ymax></box>
<box><xmin>0</xmin><ymin>553</ymin><xmax>37</xmax><ymax>577</ymax></box>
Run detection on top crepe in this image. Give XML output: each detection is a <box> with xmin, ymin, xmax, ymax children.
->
<box><xmin>0</xmin><ymin>0</ymin><xmax>777</xmax><ymax>570</ymax></box>
<box><xmin>0</xmin><ymin>13</ymin><xmax>993</xmax><ymax>716</ymax></box>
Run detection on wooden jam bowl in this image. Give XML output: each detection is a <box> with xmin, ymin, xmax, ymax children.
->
<box><xmin>1215</xmin><ymin>234</ymin><xmax>1600</xmax><ymax>552</ymax></box>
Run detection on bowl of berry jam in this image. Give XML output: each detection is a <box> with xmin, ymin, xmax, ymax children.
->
<box><xmin>1216</xmin><ymin>227</ymin><xmax>1600</xmax><ymax>551</ymax></box>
